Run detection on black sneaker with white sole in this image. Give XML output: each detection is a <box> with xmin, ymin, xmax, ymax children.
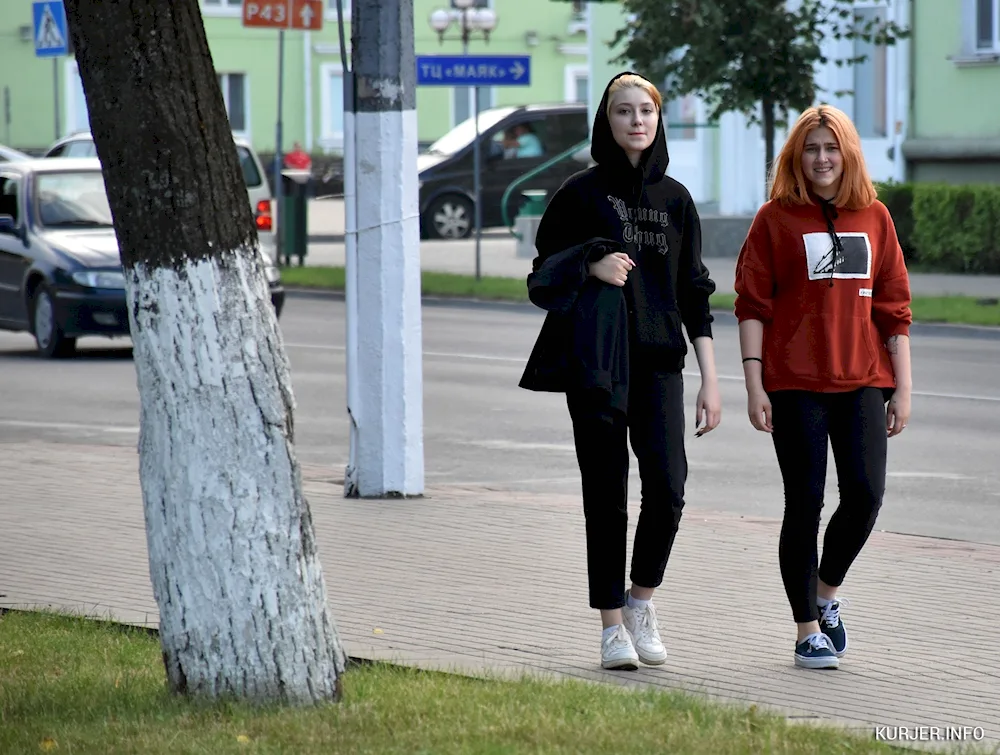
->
<box><xmin>794</xmin><ymin>633</ymin><xmax>840</xmax><ymax>669</ymax></box>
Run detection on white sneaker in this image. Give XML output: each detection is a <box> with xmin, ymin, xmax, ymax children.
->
<box><xmin>621</xmin><ymin>593</ymin><xmax>668</xmax><ymax>665</ymax></box>
<box><xmin>601</xmin><ymin>624</ymin><xmax>639</xmax><ymax>670</ymax></box>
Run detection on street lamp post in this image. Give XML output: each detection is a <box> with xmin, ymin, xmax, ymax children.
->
<box><xmin>429</xmin><ymin>1</ymin><xmax>498</xmax><ymax>280</ymax></box>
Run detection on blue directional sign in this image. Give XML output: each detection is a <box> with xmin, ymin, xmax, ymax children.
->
<box><xmin>417</xmin><ymin>55</ymin><xmax>531</xmax><ymax>87</ymax></box>
<box><xmin>33</xmin><ymin>1</ymin><xmax>69</xmax><ymax>58</ymax></box>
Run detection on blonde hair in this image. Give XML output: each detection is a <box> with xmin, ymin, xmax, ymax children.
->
<box><xmin>768</xmin><ymin>105</ymin><xmax>877</xmax><ymax>210</ymax></box>
<box><xmin>606</xmin><ymin>74</ymin><xmax>663</xmax><ymax>117</ymax></box>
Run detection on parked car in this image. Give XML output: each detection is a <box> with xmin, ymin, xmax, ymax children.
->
<box><xmin>0</xmin><ymin>158</ymin><xmax>284</xmax><ymax>358</ymax></box>
<box><xmin>417</xmin><ymin>103</ymin><xmax>589</xmax><ymax>239</ymax></box>
<box><xmin>42</xmin><ymin>132</ymin><xmax>279</xmax><ymax>262</ymax></box>
<box><xmin>0</xmin><ymin>144</ymin><xmax>31</xmax><ymax>163</ymax></box>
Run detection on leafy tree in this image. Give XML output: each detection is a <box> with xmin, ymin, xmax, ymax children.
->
<box><xmin>609</xmin><ymin>0</ymin><xmax>908</xmax><ymax>179</ymax></box>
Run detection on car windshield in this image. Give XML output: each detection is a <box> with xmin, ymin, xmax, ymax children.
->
<box><xmin>35</xmin><ymin>171</ymin><xmax>113</xmax><ymax>228</ymax></box>
<box><xmin>237</xmin><ymin>146</ymin><xmax>263</xmax><ymax>188</ymax></box>
<box><xmin>426</xmin><ymin>108</ymin><xmax>517</xmax><ymax>156</ymax></box>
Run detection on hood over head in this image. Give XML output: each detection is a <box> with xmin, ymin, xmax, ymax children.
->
<box><xmin>591</xmin><ymin>71</ymin><xmax>669</xmax><ymax>183</ymax></box>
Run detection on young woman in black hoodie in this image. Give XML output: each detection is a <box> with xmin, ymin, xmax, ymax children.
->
<box><xmin>520</xmin><ymin>72</ymin><xmax>721</xmax><ymax>670</ymax></box>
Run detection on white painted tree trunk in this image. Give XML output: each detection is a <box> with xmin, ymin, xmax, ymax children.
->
<box><xmin>126</xmin><ymin>248</ymin><xmax>346</xmax><ymax>703</ymax></box>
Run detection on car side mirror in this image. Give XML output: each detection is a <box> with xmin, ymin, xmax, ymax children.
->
<box><xmin>0</xmin><ymin>214</ymin><xmax>16</xmax><ymax>235</ymax></box>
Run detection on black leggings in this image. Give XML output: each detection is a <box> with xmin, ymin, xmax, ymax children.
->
<box><xmin>770</xmin><ymin>388</ymin><xmax>889</xmax><ymax>623</ymax></box>
<box><xmin>566</xmin><ymin>371</ymin><xmax>687</xmax><ymax>610</ymax></box>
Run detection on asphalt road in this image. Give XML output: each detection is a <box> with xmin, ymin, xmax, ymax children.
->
<box><xmin>1</xmin><ymin>295</ymin><xmax>998</xmax><ymax>545</ymax></box>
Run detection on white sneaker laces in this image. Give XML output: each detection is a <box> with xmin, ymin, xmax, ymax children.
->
<box><xmin>806</xmin><ymin>633</ymin><xmax>833</xmax><ymax>652</ymax></box>
<box><xmin>633</xmin><ymin>603</ymin><xmax>662</xmax><ymax>643</ymax></box>
<box><xmin>604</xmin><ymin>624</ymin><xmax>632</xmax><ymax>651</ymax></box>
<box><xmin>820</xmin><ymin>598</ymin><xmax>850</xmax><ymax>628</ymax></box>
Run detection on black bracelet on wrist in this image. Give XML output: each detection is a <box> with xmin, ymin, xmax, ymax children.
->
<box><xmin>742</xmin><ymin>357</ymin><xmax>763</xmax><ymax>364</ymax></box>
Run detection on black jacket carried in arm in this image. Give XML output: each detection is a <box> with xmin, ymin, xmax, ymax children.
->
<box><xmin>518</xmin><ymin>72</ymin><xmax>716</xmax><ymax>408</ymax></box>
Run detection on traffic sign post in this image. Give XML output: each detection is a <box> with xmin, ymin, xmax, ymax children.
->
<box><xmin>242</xmin><ymin>0</ymin><xmax>323</xmax><ymax>262</ymax></box>
<box><xmin>33</xmin><ymin>1</ymin><xmax>70</xmax><ymax>141</ymax></box>
<box><xmin>242</xmin><ymin>0</ymin><xmax>323</xmax><ymax>30</ymax></box>
<box><xmin>416</xmin><ymin>55</ymin><xmax>531</xmax><ymax>87</ymax></box>
<box><xmin>417</xmin><ymin>54</ymin><xmax>532</xmax><ymax>278</ymax></box>
<box><xmin>33</xmin><ymin>0</ymin><xmax>69</xmax><ymax>57</ymax></box>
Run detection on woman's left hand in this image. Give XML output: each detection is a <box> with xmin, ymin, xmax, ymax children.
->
<box><xmin>886</xmin><ymin>387</ymin><xmax>911</xmax><ymax>437</ymax></box>
<box><xmin>695</xmin><ymin>379</ymin><xmax>722</xmax><ymax>437</ymax></box>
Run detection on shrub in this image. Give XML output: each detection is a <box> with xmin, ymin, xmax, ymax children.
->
<box><xmin>912</xmin><ymin>183</ymin><xmax>1000</xmax><ymax>273</ymax></box>
<box><xmin>875</xmin><ymin>181</ymin><xmax>917</xmax><ymax>263</ymax></box>
<box><xmin>875</xmin><ymin>181</ymin><xmax>1000</xmax><ymax>273</ymax></box>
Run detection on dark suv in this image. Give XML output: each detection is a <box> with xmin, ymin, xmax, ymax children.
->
<box><xmin>418</xmin><ymin>103</ymin><xmax>589</xmax><ymax>239</ymax></box>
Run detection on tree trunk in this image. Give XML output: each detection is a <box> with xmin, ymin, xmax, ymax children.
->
<box><xmin>762</xmin><ymin>98</ymin><xmax>776</xmax><ymax>189</ymax></box>
<box><xmin>63</xmin><ymin>0</ymin><xmax>346</xmax><ymax>703</ymax></box>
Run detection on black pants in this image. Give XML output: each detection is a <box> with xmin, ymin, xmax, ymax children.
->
<box><xmin>566</xmin><ymin>371</ymin><xmax>687</xmax><ymax>610</ymax></box>
<box><xmin>770</xmin><ymin>388</ymin><xmax>888</xmax><ymax>623</ymax></box>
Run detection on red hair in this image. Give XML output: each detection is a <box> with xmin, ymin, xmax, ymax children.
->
<box><xmin>768</xmin><ymin>105</ymin><xmax>877</xmax><ymax>211</ymax></box>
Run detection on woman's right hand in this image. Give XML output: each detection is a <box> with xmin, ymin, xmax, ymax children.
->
<box><xmin>747</xmin><ymin>386</ymin><xmax>773</xmax><ymax>433</ymax></box>
<box><xmin>588</xmin><ymin>252</ymin><xmax>636</xmax><ymax>286</ymax></box>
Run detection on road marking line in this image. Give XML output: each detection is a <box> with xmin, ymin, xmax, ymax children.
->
<box><xmin>0</xmin><ymin>419</ymin><xmax>139</xmax><ymax>434</ymax></box>
<box><xmin>467</xmin><ymin>440</ymin><xmax>576</xmax><ymax>452</ymax></box>
<box><xmin>284</xmin><ymin>343</ymin><xmax>1000</xmax><ymax>403</ymax></box>
<box><xmin>887</xmin><ymin>472</ymin><xmax>975</xmax><ymax>480</ymax></box>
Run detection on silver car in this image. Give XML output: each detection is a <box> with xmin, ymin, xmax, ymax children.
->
<box><xmin>42</xmin><ymin>132</ymin><xmax>278</xmax><ymax>263</ymax></box>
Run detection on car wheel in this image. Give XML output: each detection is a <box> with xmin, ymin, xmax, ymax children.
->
<box><xmin>32</xmin><ymin>284</ymin><xmax>76</xmax><ymax>359</ymax></box>
<box><xmin>425</xmin><ymin>194</ymin><xmax>473</xmax><ymax>240</ymax></box>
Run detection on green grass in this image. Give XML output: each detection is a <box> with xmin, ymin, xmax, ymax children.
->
<box><xmin>280</xmin><ymin>265</ymin><xmax>529</xmax><ymax>302</ymax></box>
<box><xmin>0</xmin><ymin>610</ymin><xmax>953</xmax><ymax>755</ymax></box>
<box><xmin>280</xmin><ymin>266</ymin><xmax>1000</xmax><ymax>327</ymax></box>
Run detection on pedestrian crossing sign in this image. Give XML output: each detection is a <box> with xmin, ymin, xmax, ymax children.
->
<box><xmin>33</xmin><ymin>1</ymin><xmax>69</xmax><ymax>57</ymax></box>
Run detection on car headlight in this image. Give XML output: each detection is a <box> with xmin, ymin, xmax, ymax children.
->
<box><xmin>256</xmin><ymin>247</ymin><xmax>281</xmax><ymax>283</ymax></box>
<box><xmin>72</xmin><ymin>270</ymin><xmax>127</xmax><ymax>289</ymax></box>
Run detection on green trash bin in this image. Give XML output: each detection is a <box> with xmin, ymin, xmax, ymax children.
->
<box><xmin>279</xmin><ymin>169</ymin><xmax>311</xmax><ymax>266</ymax></box>
<box><xmin>514</xmin><ymin>189</ymin><xmax>547</xmax><ymax>259</ymax></box>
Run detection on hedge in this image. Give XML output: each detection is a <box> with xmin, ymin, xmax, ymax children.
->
<box><xmin>876</xmin><ymin>181</ymin><xmax>1000</xmax><ymax>273</ymax></box>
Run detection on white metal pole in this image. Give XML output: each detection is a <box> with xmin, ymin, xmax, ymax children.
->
<box><xmin>336</xmin><ymin>0</ymin><xmax>361</xmax><ymax>497</ymax></box>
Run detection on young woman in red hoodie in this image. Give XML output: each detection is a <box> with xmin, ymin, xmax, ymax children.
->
<box><xmin>734</xmin><ymin>105</ymin><xmax>912</xmax><ymax>670</ymax></box>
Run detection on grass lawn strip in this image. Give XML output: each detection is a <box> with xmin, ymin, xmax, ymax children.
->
<box><xmin>280</xmin><ymin>266</ymin><xmax>1000</xmax><ymax>328</ymax></box>
<box><xmin>0</xmin><ymin>611</ymin><xmax>952</xmax><ymax>755</ymax></box>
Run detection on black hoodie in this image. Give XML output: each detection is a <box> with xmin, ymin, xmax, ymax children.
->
<box><xmin>529</xmin><ymin>72</ymin><xmax>716</xmax><ymax>371</ymax></box>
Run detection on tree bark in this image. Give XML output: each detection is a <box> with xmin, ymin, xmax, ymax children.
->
<box><xmin>63</xmin><ymin>0</ymin><xmax>346</xmax><ymax>703</ymax></box>
<box><xmin>762</xmin><ymin>98</ymin><xmax>776</xmax><ymax>189</ymax></box>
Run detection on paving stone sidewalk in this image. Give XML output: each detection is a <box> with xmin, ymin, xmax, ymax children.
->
<box><xmin>2</xmin><ymin>440</ymin><xmax>998</xmax><ymax>750</ymax></box>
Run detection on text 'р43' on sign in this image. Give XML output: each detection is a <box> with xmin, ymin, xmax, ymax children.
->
<box><xmin>242</xmin><ymin>0</ymin><xmax>323</xmax><ymax>30</ymax></box>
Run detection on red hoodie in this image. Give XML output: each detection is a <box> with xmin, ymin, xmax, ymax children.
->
<box><xmin>734</xmin><ymin>198</ymin><xmax>911</xmax><ymax>393</ymax></box>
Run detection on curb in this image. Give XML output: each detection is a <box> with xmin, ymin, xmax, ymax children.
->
<box><xmin>283</xmin><ymin>287</ymin><xmax>1000</xmax><ymax>339</ymax></box>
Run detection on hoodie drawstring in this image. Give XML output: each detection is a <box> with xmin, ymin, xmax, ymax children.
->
<box><xmin>819</xmin><ymin>200</ymin><xmax>843</xmax><ymax>289</ymax></box>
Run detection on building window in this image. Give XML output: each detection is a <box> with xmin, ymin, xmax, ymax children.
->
<box><xmin>664</xmin><ymin>94</ymin><xmax>697</xmax><ymax>141</ymax></box>
<box><xmin>564</xmin><ymin>64</ymin><xmax>588</xmax><ymax>104</ymax></box>
<box><xmin>65</xmin><ymin>61</ymin><xmax>91</xmax><ymax>136</ymax></box>
<box><xmin>325</xmin><ymin>0</ymin><xmax>351</xmax><ymax>19</ymax></box>
<box><xmin>320</xmin><ymin>63</ymin><xmax>345</xmax><ymax>150</ymax></box>
<box><xmin>217</xmin><ymin>73</ymin><xmax>249</xmax><ymax>135</ymax></box>
<box><xmin>452</xmin><ymin>87</ymin><xmax>494</xmax><ymax>127</ymax></box>
<box><xmin>853</xmin><ymin>7</ymin><xmax>888</xmax><ymax>138</ymax></box>
<box><xmin>978</xmin><ymin>0</ymin><xmax>1000</xmax><ymax>50</ymax></box>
